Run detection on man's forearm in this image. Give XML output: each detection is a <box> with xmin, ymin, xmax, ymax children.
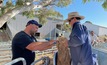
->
<box><xmin>40</xmin><ymin>44</ymin><xmax>53</xmax><ymax>51</ymax></box>
<box><xmin>32</xmin><ymin>41</ymin><xmax>54</xmax><ymax>51</ymax></box>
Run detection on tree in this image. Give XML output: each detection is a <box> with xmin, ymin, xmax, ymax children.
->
<box><xmin>0</xmin><ymin>0</ymin><xmax>71</xmax><ymax>28</ymax></box>
<box><xmin>83</xmin><ymin>0</ymin><xmax>107</xmax><ymax>10</ymax></box>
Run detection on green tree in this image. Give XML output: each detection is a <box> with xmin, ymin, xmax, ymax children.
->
<box><xmin>0</xmin><ymin>0</ymin><xmax>71</xmax><ymax>27</ymax></box>
<box><xmin>82</xmin><ymin>0</ymin><xmax>107</xmax><ymax>10</ymax></box>
<box><xmin>0</xmin><ymin>0</ymin><xmax>107</xmax><ymax>28</ymax></box>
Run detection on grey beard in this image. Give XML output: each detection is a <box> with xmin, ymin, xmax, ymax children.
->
<box><xmin>30</xmin><ymin>32</ymin><xmax>35</xmax><ymax>36</ymax></box>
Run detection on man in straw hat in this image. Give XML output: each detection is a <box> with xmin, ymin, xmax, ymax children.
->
<box><xmin>65</xmin><ymin>12</ymin><xmax>94</xmax><ymax>65</ymax></box>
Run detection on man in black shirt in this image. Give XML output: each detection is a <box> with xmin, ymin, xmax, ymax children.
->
<box><xmin>12</xmin><ymin>20</ymin><xmax>56</xmax><ymax>65</ymax></box>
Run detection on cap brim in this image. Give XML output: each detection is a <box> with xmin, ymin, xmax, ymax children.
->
<box><xmin>38</xmin><ymin>24</ymin><xmax>42</xmax><ymax>28</ymax></box>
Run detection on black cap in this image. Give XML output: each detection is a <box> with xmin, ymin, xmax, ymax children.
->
<box><xmin>26</xmin><ymin>20</ymin><xmax>42</xmax><ymax>28</ymax></box>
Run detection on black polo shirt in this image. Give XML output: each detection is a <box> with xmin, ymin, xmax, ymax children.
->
<box><xmin>12</xmin><ymin>31</ymin><xmax>37</xmax><ymax>65</ymax></box>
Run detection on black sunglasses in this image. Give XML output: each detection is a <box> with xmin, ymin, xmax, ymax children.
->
<box><xmin>68</xmin><ymin>17</ymin><xmax>81</xmax><ymax>22</ymax></box>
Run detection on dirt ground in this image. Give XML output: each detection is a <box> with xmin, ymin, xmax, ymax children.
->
<box><xmin>34</xmin><ymin>52</ymin><xmax>54</xmax><ymax>65</ymax></box>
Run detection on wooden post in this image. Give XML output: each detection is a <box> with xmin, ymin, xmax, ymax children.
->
<box><xmin>56</xmin><ymin>37</ymin><xmax>71</xmax><ymax>65</ymax></box>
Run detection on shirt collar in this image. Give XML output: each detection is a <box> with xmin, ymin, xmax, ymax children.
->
<box><xmin>72</xmin><ymin>22</ymin><xmax>80</xmax><ymax>29</ymax></box>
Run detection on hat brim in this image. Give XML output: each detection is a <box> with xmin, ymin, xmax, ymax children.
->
<box><xmin>65</xmin><ymin>16</ymin><xmax>84</xmax><ymax>22</ymax></box>
<box><xmin>77</xmin><ymin>16</ymin><xmax>84</xmax><ymax>20</ymax></box>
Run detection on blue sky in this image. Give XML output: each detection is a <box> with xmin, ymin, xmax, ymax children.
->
<box><xmin>55</xmin><ymin>0</ymin><xmax>107</xmax><ymax>27</ymax></box>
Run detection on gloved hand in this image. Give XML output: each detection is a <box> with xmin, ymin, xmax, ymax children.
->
<box><xmin>45</xmin><ymin>38</ymin><xmax>56</xmax><ymax>44</ymax></box>
<box><xmin>45</xmin><ymin>38</ymin><xmax>51</xmax><ymax>41</ymax></box>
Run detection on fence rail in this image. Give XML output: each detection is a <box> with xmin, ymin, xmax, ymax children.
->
<box><xmin>4</xmin><ymin>57</ymin><xmax>26</xmax><ymax>65</ymax></box>
<box><xmin>31</xmin><ymin>57</ymin><xmax>50</xmax><ymax>65</ymax></box>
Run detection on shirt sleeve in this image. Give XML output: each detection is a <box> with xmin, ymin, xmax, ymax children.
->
<box><xmin>16</xmin><ymin>35</ymin><xmax>33</xmax><ymax>49</ymax></box>
<box><xmin>94</xmin><ymin>34</ymin><xmax>98</xmax><ymax>40</ymax></box>
<box><xmin>68</xmin><ymin>24</ymin><xmax>87</xmax><ymax>47</ymax></box>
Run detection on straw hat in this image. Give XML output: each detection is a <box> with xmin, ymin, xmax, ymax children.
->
<box><xmin>65</xmin><ymin>12</ymin><xmax>85</xmax><ymax>22</ymax></box>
